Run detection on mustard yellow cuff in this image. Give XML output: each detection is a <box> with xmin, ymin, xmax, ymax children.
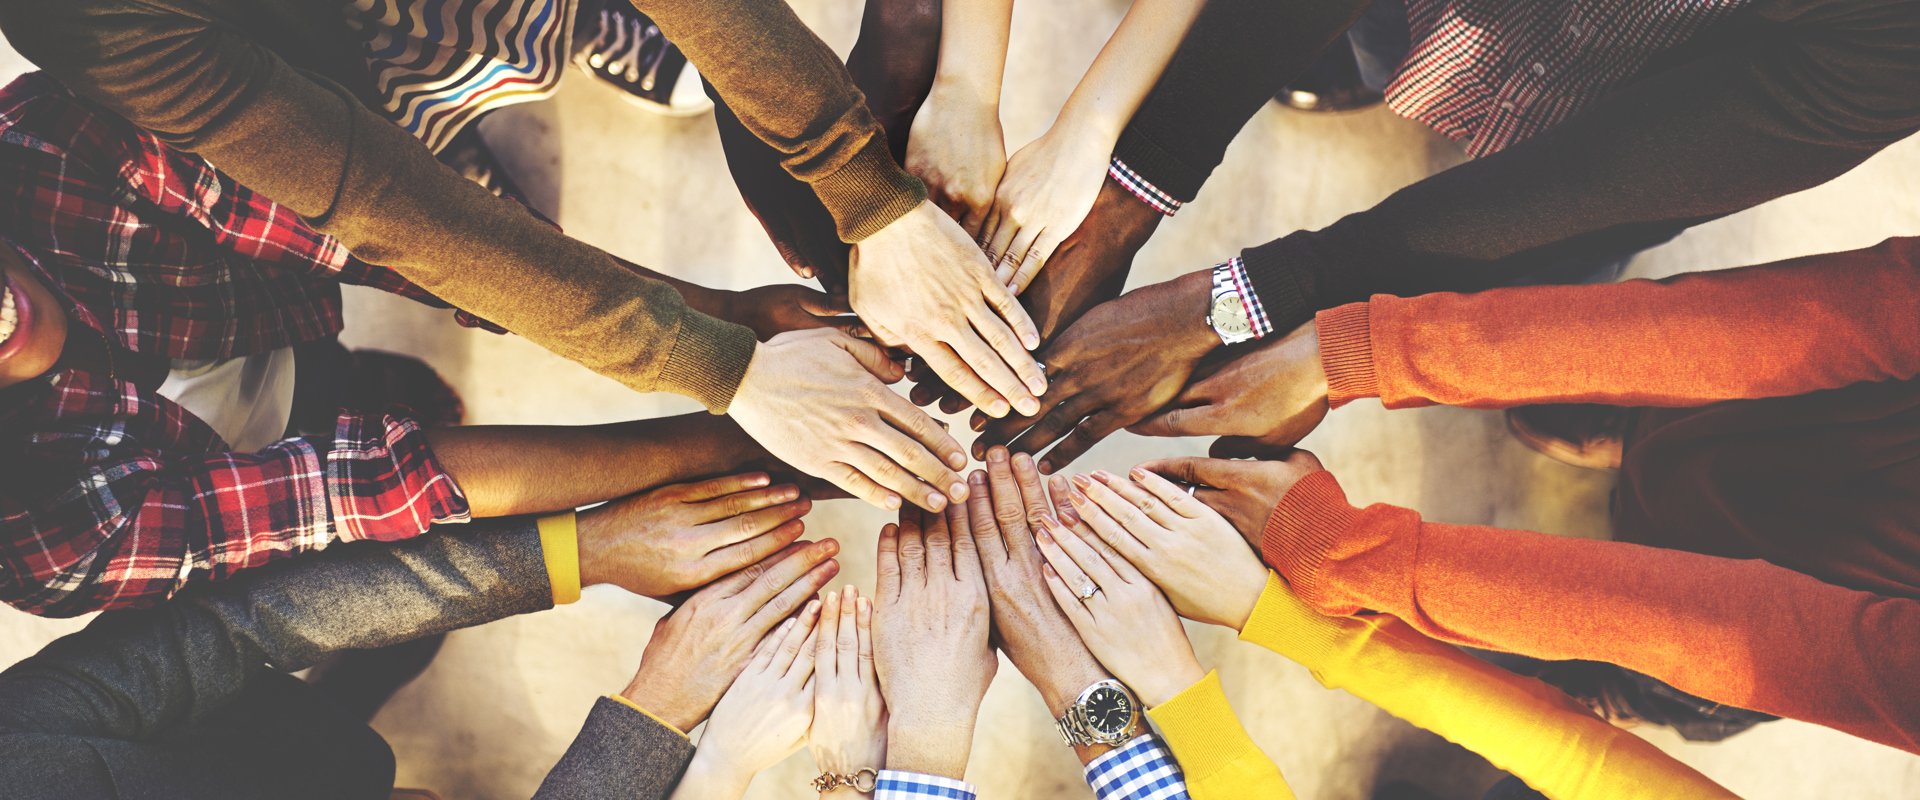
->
<box><xmin>1146</xmin><ymin>671</ymin><xmax>1293</xmax><ymax>799</ymax></box>
<box><xmin>538</xmin><ymin>512</ymin><xmax>581</xmax><ymax>605</ymax></box>
<box><xmin>607</xmin><ymin>694</ymin><xmax>691</xmax><ymax>740</ymax></box>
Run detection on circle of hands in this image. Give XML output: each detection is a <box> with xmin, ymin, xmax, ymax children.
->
<box><xmin>598</xmin><ymin>442</ymin><xmax>1329</xmax><ymax>796</ymax></box>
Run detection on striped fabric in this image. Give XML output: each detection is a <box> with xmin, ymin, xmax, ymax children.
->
<box><xmin>1085</xmin><ymin>734</ymin><xmax>1191</xmax><ymax>800</ymax></box>
<box><xmin>1387</xmin><ymin>0</ymin><xmax>1750</xmax><ymax>157</ymax></box>
<box><xmin>343</xmin><ymin>0</ymin><xmax>578</xmax><ymax>153</ymax></box>
<box><xmin>1109</xmin><ymin>156</ymin><xmax>1182</xmax><ymax>216</ymax></box>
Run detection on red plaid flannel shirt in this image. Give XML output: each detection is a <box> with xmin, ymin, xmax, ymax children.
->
<box><xmin>1389</xmin><ymin>0</ymin><xmax>1749</xmax><ymax>158</ymax></box>
<box><xmin>0</xmin><ymin>73</ymin><xmax>507</xmax><ymax>617</ymax></box>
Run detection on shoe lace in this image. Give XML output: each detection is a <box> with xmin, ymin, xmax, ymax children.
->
<box><xmin>577</xmin><ymin>9</ymin><xmax>668</xmax><ymax>89</ymax></box>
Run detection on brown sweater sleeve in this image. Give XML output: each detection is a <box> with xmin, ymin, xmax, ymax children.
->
<box><xmin>0</xmin><ymin>1</ymin><xmax>758</xmax><ymax>411</ymax></box>
<box><xmin>1261</xmin><ymin>469</ymin><xmax>1920</xmax><ymax>756</ymax></box>
<box><xmin>628</xmin><ymin>0</ymin><xmax>926</xmax><ymax>241</ymax></box>
<box><xmin>1315</xmin><ymin>237</ymin><xmax>1920</xmax><ymax>410</ymax></box>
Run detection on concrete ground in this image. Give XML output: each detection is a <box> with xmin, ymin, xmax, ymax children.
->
<box><xmin>2</xmin><ymin>2</ymin><xmax>1919</xmax><ymax>797</ymax></box>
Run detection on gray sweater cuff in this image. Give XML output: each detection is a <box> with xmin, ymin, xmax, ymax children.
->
<box><xmin>533</xmin><ymin>696</ymin><xmax>696</xmax><ymax>800</ymax></box>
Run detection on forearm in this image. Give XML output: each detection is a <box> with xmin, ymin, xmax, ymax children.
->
<box><xmin>930</xmin><ymin>0</ymin><xmax>1013</xmax><ymax>107</ymax></box>
<box><xmin>1263</xmin><ymin>471</ymin><xmax>1920</xmax><ymax>756</ymax></box>
<box><xmin>630</xmin><ymin>0</ymin><xmax>926</xmax><ymax>241</ymax></box>
<box><xmin>885</xmin><ymin>718</ymin><xmax>975</xmax><ymax>779</ymax></box>
<box><xmin>1318</xmin><ymin>237</ymin><xmax>1920</xmax><ymax>410</ymax></box>
<box><xmin>1239</xmin><ymin>1</ymin><xmax>1920</xmax><ymax>334</ymax></box>
<box><xmin>1051</xmin><ymin>0</ymin><xmax>1208</xmax><ymax>146</ymax></box>
<box><xmin>425</xmin><ymin>412</ymin><xmax>766</xmax><ymax>517</ymax></box>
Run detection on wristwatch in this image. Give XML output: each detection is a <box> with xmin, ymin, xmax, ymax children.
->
<box><xmin>1208</xmin><ymin>262</ymin><xmax>1256</xmax><ymax>345</ymax></box>
<box><xmin>1056</xmin><ymin>679</ymin><xmax>1141</xmax><ymax>748</ymax></box>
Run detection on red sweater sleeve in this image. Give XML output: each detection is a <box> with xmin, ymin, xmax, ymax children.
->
<box><xmin>1315</xmin><ymin>237</ymin><xmax>1920</xmax><ymax>410</ymax></box>
<box><xmin>1261</xmin><ymin>470</ymin><xmax>1920</xmax><ymax>755</ymax></box>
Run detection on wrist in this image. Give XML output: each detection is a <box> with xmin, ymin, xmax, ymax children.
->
<box><xmin>928</xmin><ymin>72</ymin><xmax>1001</xmax><ymax>110</ymax></box>
<box><xmin>683</xmin><ymin>749</ymin><xmax>753</xmax><ymax>798</ymax></box>
<box><xmin>1032</xmin><ymin>657</ymin><xmax>1113</xmax><ymax>717</ymax></box>
<box><xmin>1130</xmin><ymin>660</ymin><xmax>1209</xmax><ymax>709</ymax></box>
<box><xmin>886</xmin><ymin>716</ymin><xmax>975</xmax><ymax>779</ymax></box>
<box><xmin>1169</xmin><ymin>269</ymin><xmax>1222</xmax><ymax>359</ymax></box>
<box><xmin>619</xmin><ymin>679</ymin><xmax>701</xmax><ymax>733</ymax></box>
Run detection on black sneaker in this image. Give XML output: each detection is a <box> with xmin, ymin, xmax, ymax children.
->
<box><xmin>572</xmin><ymin>0</ymin><xmax>712</xmax><ymax>116</ymax></box>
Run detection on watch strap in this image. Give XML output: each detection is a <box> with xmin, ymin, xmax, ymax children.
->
<box><xmin>1209</xmin><ymin>262</ymin><xmax>1258</xmax><ymax>345</ymax></box>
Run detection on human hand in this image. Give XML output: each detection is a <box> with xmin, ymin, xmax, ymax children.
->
<box><xmin>725</xmin><ymin>283</ymin><xmax>868</xmax><ymax>341</ymax></box>
<box><xmin>906</xmin><ymin>178</ymin><xmax>1160</xmax><ymax>414</ymax></box>
<box><xmin>1131</xmin><ymin>320</ymin><xmax>1328</xmax><ymax>448</ymax></box>
<box><xmin>1033</xmin><ymin>506</ymin><xmax>1206</xmax><ymax>709</ymax></box>
<box><xmin>620</xmin><ymin>539</ymin><xmax>841</xmax><ymax>732</ymax></box>
<box><xmin>965</xmin><ymin>447</ymin><xmax>1113</xmax><ymax>726</ymax></box>
<box><xmin>981</xmin><ymin>128</ymin><xmax>1111</xmax><ymax>294</ymax></box>
<box><xmin>850</xmin><ymin>200</ymin><xmax>1045</xmax><ymax>420</ymax></box>
<box><xmin>680</xmin><ymin>600</ymin><xmax>822</xmax><ymax>797</ymax></box>
<box><xmin>873</xmin><ymin>506</ymin><xmax>996</xmax><ymax>779</ymax></box>
<box><xmin>972</xmin><ymin>269</ymin><xmax>1217</xmax><ymax>471</ymax></box>
<box><xmin>907</xmin><ymin>84</ymin><xmax>1006</xmax><ymax>237</ymax></box>
<box><xmin>1049</xmin><ymin>468</ymin><xmax>1267</xmax><ymax>631</ymax></box>
<box><xmin>1134</xmin><ymin>450</ymin><xmax>1326</xmax><ymax>551</ymax></box>
<box><xmin>577</xmin><ymin>472</ymin><xmax>812</xmax><ymax>599</ymax></box>
<box><xmin>730</xmin><ymin>330</ymin><xmax>967</xmax><ymax>513</ymax></box>
<box><xmin>810</xmin><ymin>586</ymin><xmax>887</xmax><ymax>795</ymax></box>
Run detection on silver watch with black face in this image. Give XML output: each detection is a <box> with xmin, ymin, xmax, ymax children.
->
<box><xmin>1056</xmin><ymin>679</ymin><xmax>1140</xmax><ymax>748</ymax></box>
<box><xmin>1208</xmin><ymin>263</ymin><xmax>1256</xmax><ymax>345</ymax></box>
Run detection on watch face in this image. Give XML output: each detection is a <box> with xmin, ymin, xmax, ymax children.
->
<box><xmin>1083</xmin><ymin>686</ymin><xmax>1135</xmax><ymax>735</ymax></box>
<box><xmin>1211</xmin><ymin>293</ymin><xmax>1252</xmax><ymax>336</ymax></box>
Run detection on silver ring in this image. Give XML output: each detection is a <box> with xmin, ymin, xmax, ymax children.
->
<box><xmin>1077</xmin><ymin>583</ymin><xmax>1097</xmax><ymax>601</ymax></box>
<box><xmin>1186</xmin><ymin>485</ymin><xmax>1197</xmax><ymax>496</ymax></box>
<box><xmin>1035</xmin><ymin>362</ymin><xmax>1047</xmax><ymax>374</ymax></box>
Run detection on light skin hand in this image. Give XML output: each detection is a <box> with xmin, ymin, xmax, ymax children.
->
<box><xmin>729</xmin><ymin>329</ymin><xmax>968</xmax><ymax>513</ymax></box>
<box><xmin>1034</xmin><ymin>509</ymin><xmax>1206</xmax><ymax>709</ymax></box>
<box><xmin>1131</xmin><ymin>320</ymin><xmax>1328</xmax><ymax>447</ymax></box>
<box><xmin>973</xmin><ymin>269</ymin><xmax>1217</xmax><ymax>472</ymax></box>
<box><xmin>1134</xmin><ymin>450</ymin><xmax>1327</xmax><ymax>552</ymax></box>
<box><xmin>576</xmin><ymin>472</ymin><xmax>812</xmax><ymax>600</ymax></box>
<box><xmin>850</xmin><ymin>200</ymin><xmax>1046</xmax><ymax>419</ymax></box>
<box><xmin>981</xmin><ymin>129</ymin><xmax>1109</xmax><ymax>294</ymax></box>
<box><xmin>1055</xmin><ymin>469</ymin><xmax>1266</xmax><ymax>631</ymax></box>
<box><xmin>873</xmin><ymin>506</ymin><xmax>997</xmax><ymax>780</ymax></box>
<box><xmin>908</xmin><ymin>84</ymin><xmax>1007</xmax><ymax>238</ymax></box>
<box><xmin>966</xmin><ymin>447</ymin><xmax>1125</xmax><ymax>765</ymax></box>
<box><xmin>810</xmin><ymin>586</ymin><xmax>887</xmax><ymax>796</ymax></box>
<box><xmin>621</xmin><ymin>539</ymin><xmax>841</xmax><ymax>733</ymax></box>
<box><xmin>670</xmin><ymin>603</ymin><xmax>823</xmax><ymax>800</ymax></box>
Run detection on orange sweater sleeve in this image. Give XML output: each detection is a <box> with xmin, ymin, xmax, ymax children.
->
<box><xmin>1315</xmin><ymin>237</ymin><xmax>1920</xmax><ymax>410</ymax></box>
<box><xmin>1262</xmin><ymin>469</ymin><xmax>1920</xmax><ymax>756</ymax></box>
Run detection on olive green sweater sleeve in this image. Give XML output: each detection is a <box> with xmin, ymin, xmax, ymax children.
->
<box><xmin>0</xmin><ymin>0</ymin><xmax>758</xmax><ymax>411</ymax></box>
<box><xmin>628</xmin><ymin>0</ymin><xmax>926</xmax><ymax>241</ymax></box>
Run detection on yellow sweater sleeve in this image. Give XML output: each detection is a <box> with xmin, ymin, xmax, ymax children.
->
<box><xmin>1238</xmin><ymin>573</ymin><xmax>1741</xmax><ymax>800</ymax></box>
<box><xmin>537</xmin><ymin>512</ymin><xmax>582</xmax><ymax>605</ymax></box>
<box><xmin>1145</xmin><ymin>671</ymin><xmax>1297</xmax><ymax>800</ymax></box>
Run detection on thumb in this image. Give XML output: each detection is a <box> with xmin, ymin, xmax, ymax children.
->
<box><xmin>833</xmin><ymin>331</ymin><xmax>906</xmax><ymax>383</ymax></box>
<box><xmin>799</xmin><ymin>288</ymin><xmax>855</xmax><ymax>317</ymax></box>
<box><xmin>1128</xmin><ymin>396</ymin><xmax>1231</xmax><ymax>439</ymax></box>
<box><xmin>1136</xmin><ymin>456</ymin><xmax>1250</xmax><ymax>492</ymax></box>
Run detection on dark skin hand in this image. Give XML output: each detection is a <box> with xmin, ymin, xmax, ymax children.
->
<box><xmin>970</xmin><ymin>269</ymin><xmax>1218</xmax><ymax>472</ymax></box>
<box><xmin>1134</xmin><ymin>449</ymin><xmax>1326</xmax><ymax>550</ymax></box>
<box><xmin>1130</xmin><ymin>319</ymin><xmax>1328</xmax><ymax>449</ymax></box>
<box><xmin>908</xmin><ymin>177</ymin><xmax>1163</xmax><ymax>412</ymax></box>
<box><xmin>965</xmin><ymin>446</ymin><xmax>1134</xmax><ymax>765</ymax></box>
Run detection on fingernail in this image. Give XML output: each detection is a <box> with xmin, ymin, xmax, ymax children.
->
<box><xmin>969</xmin><ymin>471</ymin><xmax>986</xmax><ymax>486</ymax></box>
<box><xmin>885</xmin><ymin>495</ymin><xmax>902</xmax><ymax>510</ymax></box>
<box><xmin>826</xmin><ymin>591</ymin><xmax>839</xmax><ymax>606</ymax></box>
<box><xmin>751</xmin><ymin>474</ymin><xmax>770</xmax><ymax>487</ymax></box>
<box><xmin>970</xmin><ymin>415</ymin><xmax>988</xmax><ymax>433</ymax></box>
<box><xmin>1059</xmin><ymin>508</ymin><xmax>1079</xmax><ymax>525</ymax></box>
<box><xmin>929</xmin><ymin>491</ymin><xmax>947</xmax><ymax>509</ymax></box>
<box><xmin>1036</xmin><ymin>525</ymin><xmax>1055</xmax><ymax>545</ymax></box>
<box><xmin>780</xmin><ymin>487</ymin><xmax>799</xmax><ymax>502</ymax></box>
<box><xmin>1015</xmin><ymin>397</ymin><xmax>1040</xmax><ymax>416</ymax></box>
<box><xmin>1071</xmin><ymin>474</ymin><xmax>1092</xmax><ymax>489</ymax></box>
<box><xmin>1070</xmin><ymin>486</ymin><xmax>1090</xmax><ymax>505</ymax></box>
<box><xmin>948</xmin><ymin>452</ymin><xmax>967</xmax><ymax>470</ymax></box>
<box><xmin>1024</xmin><ymin>333</ymin><xmax>1040</xmax><ymax>350</ymax></box>
<box><xmin>952</xmin><ymin>481</ymin><xmax>970</xmax><ymax>500</ymax></box>
<box><xmin>1026</xmin><ymin>376</ymin><xmax>1047</xmax><ymax>395</ymax></box>
<box><xmin>988</xmin><ymin>399</ymin><xmax>1010</xmax><ymax>418</ymax></box>
<box><xmin>1012</xmin><ymin>451</ymin><xmax>1033</xmax><ymax>469</ymax></box>
<box><xmin>1038</xmin><ymin>459</ymin><xmax>1053</xmax><ymax>474</ymax></box>
<box><xmin>1094</xmin><ymin>470</ymin><xmax>1117</xmax><ymax>484</ymax></box>
<box><xmin>988</xmin><ymin>447</ymin><xmax>1007</xmax><ymax>464</ymax></box>
<box><xmin>780</xmin><ymin>618</ymin><xmax>797</xmax><ymax>633</ymax></box>
<box><xmin>1130</xmin><ymin>467</ymin><xmax>1148</xmax><ymax>481</ymax></box>
<box><xmin>807</xmin><ymin>599</ymin><xmax>821</xmax><ymax>616</ymax></box>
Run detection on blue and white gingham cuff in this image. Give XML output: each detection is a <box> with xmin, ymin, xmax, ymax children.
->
<box><xmin>876</xmin><ymin>770</ymin><xmax>978</xmax><ymax>800</ymax></box>
<box><xmin>1108</xmin><ymin>157</ymin><xmax>1182</xmax><ymax>216</ymax></box>
<box><xmin>1085</xmin><ymin>734</ymin><xmax>1190</xmax><ymax>800</ymax></box>
<box><xmin>1222</xmin><ymin>256</ymin><xmax>1274</xmax><ymax>339</ymax></box>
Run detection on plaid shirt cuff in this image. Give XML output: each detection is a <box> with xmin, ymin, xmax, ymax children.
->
<box><xmin>327</xmin><ymin>408</ymin><xmax>472</xmax><ymax>542</ymax></box>
<box><xmin>1108</xmin><ymin>157</ymin><xmax>1182</xmax><ymax>216</ymax></box>
<box><xmin>1086</xmin><ymin>734</ymin><xmax>1191</xmax><ymax>800</ymax></box>
<box><xmin>1222</xmin><ymin>256</ymin><xmax>1275</xmax><ymax>339</ymax></box>
<box><xmin>876</xmin><ymin>770</ymin><xmax>978</xmax><ymax>800</ymax></box>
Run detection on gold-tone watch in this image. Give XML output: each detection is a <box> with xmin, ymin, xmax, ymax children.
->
<box><xmin>812</xmin><ymin>767</ymin><xmax>879</xmax><ymax>793</ymax></box>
